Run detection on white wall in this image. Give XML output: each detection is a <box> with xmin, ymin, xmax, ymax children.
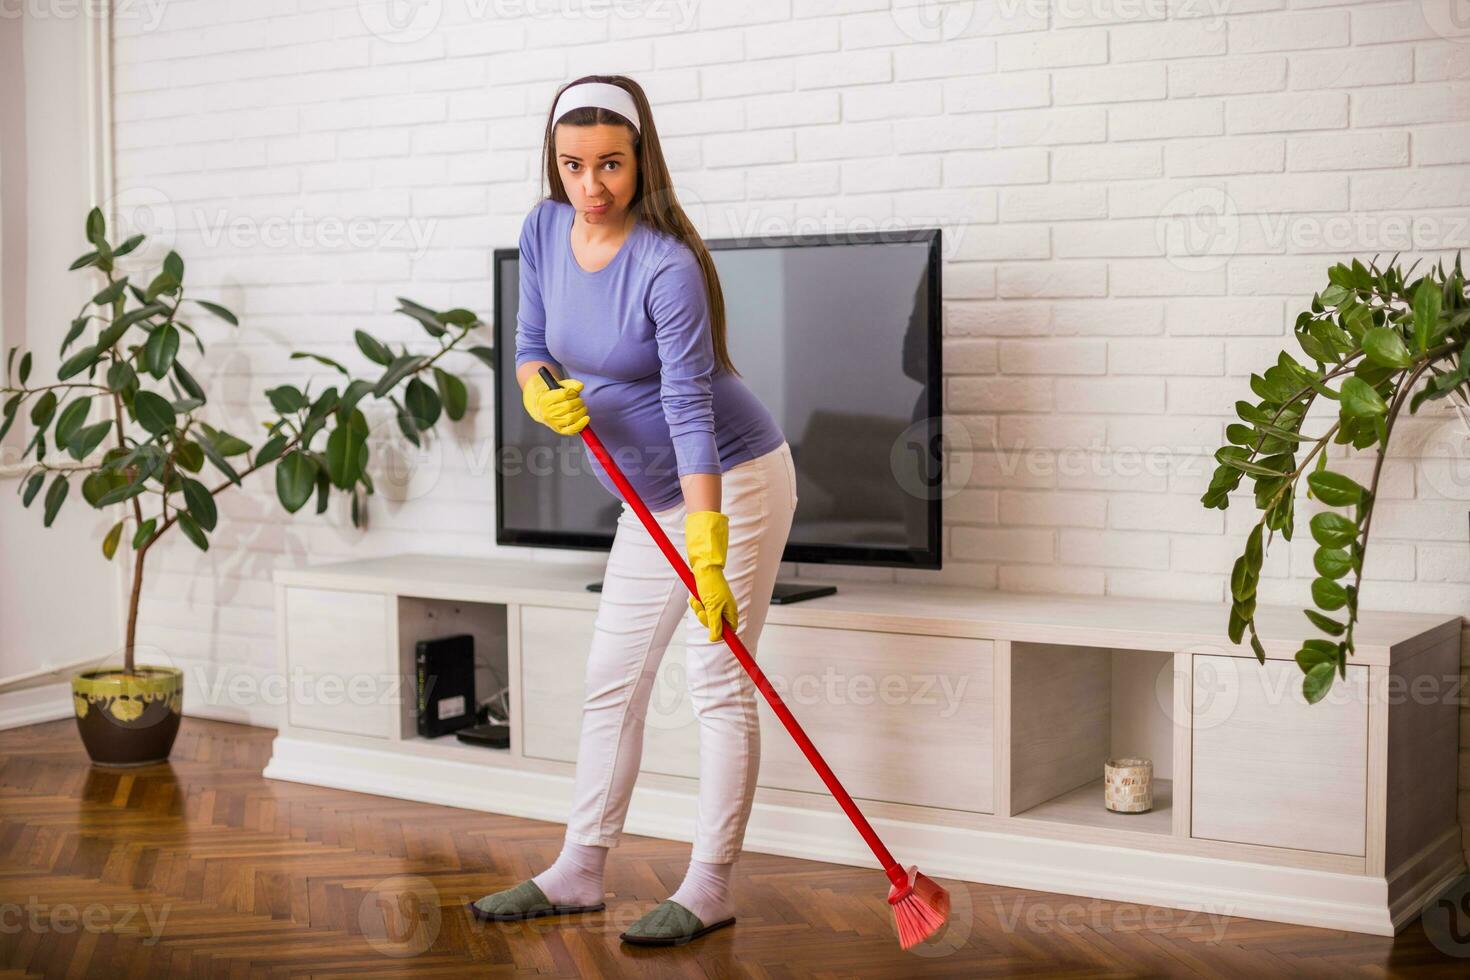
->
<box><xmin>100</xmin><ymin>0</ymin><xmax>1468</xmax><ymax>842</ymax></box>
<box><xmin>0</xmin><ymin>6</ymin><xmax>121</xmax><ymax>717</ymax></box>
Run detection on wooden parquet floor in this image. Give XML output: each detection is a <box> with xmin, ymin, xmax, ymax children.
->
<box><xmin>1</xmin><ymin>716</ymin><xmax>1466</xmax><ymax>978</ymax></box>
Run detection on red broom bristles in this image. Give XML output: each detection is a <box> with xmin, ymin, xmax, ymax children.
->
<box><xmin>887</xmin><ymin>864</ymin><xmax>950</xmax><ymax>949</ymax></box>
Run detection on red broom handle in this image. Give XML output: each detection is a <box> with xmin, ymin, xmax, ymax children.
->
<box><xmin>537</xmin><ymin>367</ymin><xmax>906</xmax><ymax>888</ymax></box>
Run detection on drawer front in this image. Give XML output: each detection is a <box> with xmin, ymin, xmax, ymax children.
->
<box><xmin>520</xmin><ymin>605</ymin><xmax>995</xmax><ymax>813</ymax></box>
<box><xmin>519</xmin><ymin>604</ymin><xmax>700</xmax><ymax>769</ymax></box>
<box><xmin>1190</xmin><ymin>653</ymin><xmax>1368</xmax><ymax>855</ymax></box>
<box><xmin>748</xmin><ymin>624</ymin><xmax>994</xmax><ymax>812</ymax></box>
<box><xmin>519</xmin><ymin>605</ymin><xmax>596</xmax><ymax>763</ymax></box>
<box><xmin>283</xmin><ymin>587</ymin><xmax>393</xmax><ymax>738</ymax></box>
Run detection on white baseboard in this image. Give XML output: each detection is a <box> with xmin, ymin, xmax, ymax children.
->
<box><xmin>0</xmin><ymin>681</ymin><xmax>73</xmax><ymax>731</ymax></box>
<box><xmin>263</xmin><ymin>734</ymin><xmax>1419</xmax><ymax>937</ymax></box>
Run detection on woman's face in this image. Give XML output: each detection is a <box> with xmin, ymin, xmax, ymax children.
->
<box><xmin>555</xmin><ymin>122</ymin><xmax>638</xmax><ymax>227</ymax></box>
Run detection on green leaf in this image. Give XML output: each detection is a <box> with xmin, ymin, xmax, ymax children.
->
<box><xmin>354</xmin><ymin>330</ymin><xmax>393</xmax><ymax>366</ymax></box>
<box><xmin>1230</xmin><ymin>555</ymin><xmax>1256</xmax><ymax>603</ymax></box>
<box><xmin>67</xmin><ymin>420</ymin><xmax>112</xmax><ymax>464</ymax></box>
<box><xmin>267</xmin><ymin>385</ymin><xmax>306</xmax><ymax>414</ymax></box>
<box><xmin>373</xmin><ymin>354</ymin><xmax>424</xmax><ymax>396</ymax></box>
<box><xmin>144</xmin><ymin>323</ymin><xmax>180</xmax><ymax>379</ymax></box>
<box><xmin>1244</xmin><ymin>523</ymin><xmax>1264</xmax><ymax>569</ymax></box>
<box><xmin>20</xmin><ymin>472</ymin><xmax>44</xmax><ymax>507</ymax></box>
<box><xmin>181</xmin><ymin>477</ymin><xmax>218</xmax><ymax>531</ymax></box>
<box><xmin>436</xmin><ymin>308</ymin><xmax>478</xmax><ymax>328</ymax></box>
<box><xmin>57</xmin><ymin>344</ymin><xmax>101</xmax><ymax>381</ymax></box>
<box><xmin>1306</xmin><ymin>469</ymin><xmax>1367</xmax><ymax>507</ymax></box>
<box><xmin>275</xmin><ymin>450</ymin><xmax>319</xmax><ymax>513</ymax></box>
<box><xmin>399</xmin><ymin>304</ymin><xmax>447</xmax><ymax>338</ymax></box>
<box><xmin>192</xmin><ymin>299</ymin><xmax>238</xmax><ymax>325</ymax></box>
<box><xmin>1303</xmin><ymin>661</ymin><xmax>1335</xmax><ymax>704</ymax></box>
<box><xmin>54</xmin><ymin>398</ymin><xmax>91</xmax><ymax>449</ymax></box>
<box><xmin>69</xmin><ymin>250</ymin><xmax>99</xmax><ymax>271</ymax></box>
<box><xmin>92</xmin><ymin>278</ymin><xmax>128</xmax><ymax>306</ymax></box>
<box><xmin>325</xmin><ymin>423</ymin><xmax>368</xmax><ymax>489</ymax></box>
<box><xmin>1361</xmin><ymin>326</ymin><xmax>1412</xmax><ymax>369</ymax></box>
<box><xmin>43</xmin><ymin>475</ymin><xmax>69</xmax><ymax>527</ymax></box>
<box><xmin>132</xmin><ymin>390</ymin><xmax>176</xmax><ymax>435</ymax></box>
<box><xmin>107</xmin><ymin>360</ymin><xmax>138</xmax><ymax>396</ymax></box>
<box><xmin>177</xmin><ymin>511</ymin><xmax>209</xmax><ymax>552</ymax></box>
<box><xmin>1249</xmin><ymin>632</ymin><xmax>1266</xmax><ymax>665</ymax></box>
<box><xmin>254</xmin><ymin>434</ymin><xmax>288</xmax><ymax>467</ymax></box>
<box><xmin>1295</xmin><ymin>640</ymin><xmax>1337</xmax><ymax>673</ymax></box>
<box><xmin>195</xmin><ymin>432</ymin><xmax>242</xmax><ymax>486</ymax></box>
<box><xmin>1412</xmin><ymin>278</ymin><xmax>1440</xmax><ymax>352</ymax></box>
<box><xmin>29</xmin><ymin>391</ymin><xmax>57</xmax><ymax>428</ymax></box>
<box><xmin>132</xmin><ymin>518</ymin><xmax>157</xmax><ymax>550</ymax></box>
<box><xmin>466</xmin><ymin>345</ymin><xmax>496</xmax><ymax>370</ymax></box>
<box><xmin>102</xmin><ymin>520</ymin><xmax>124</xmax><ymax>560</ymax></box>
<box><xmin>199</xmin><ymin>423</ymin><xmax>251</xmax><ymax>456</ymax></box>
<box><xmin>1312</xmin><ymin>576</ymin><xmax>1348</xmax><ymax>610</ymax></box>
<box><xmin>433</xmin><ymin>367</ymin><xmax>468</xmax><ymax>421</ymax></box>
<box><xmin>1227</xmin><ymin>605</ymin><xmax>1247</xmax><ymax>645</ymax></box>
<box><xmin>96</xmin><ymin>477</ymin><xmax>148</xmax><ymax>508</ymax></box>
<box><xmin>1304</xmin><ymin>609</ymin><xmax>1345</xmax><ymax>635</ymax></box>
<box><xmin>1339</xmin><ymin>376</ymin><xmax>1388</xmax><ymax>419</ymax></box>
<box><xmin>338</xmin><ymin>379</ymin><xmax>375</xmax><ymax>420</ymax></box>
<box><xmin>113</xmin><ymin>233</ymin><xmax>144</xmax><ymax>257</ymax></box>
<box><xmin>60</xmin><ymin>316</ymin><xmax>90</xmax><ymax>356</ymax></box>
<box><xmin>1313</xmin><ymin>546</ymin><xmax>1353</xmax><ymax>578</ymax></box>
<box><xmin>1309</xmin><ymin>511</ymin><xmax>1357</xmax><ymax>548</ymax></box>
<box><xmin>85</xmin><ymin>207</ymin><xmax>105</xmax><ymax>248</ymax></box>
<box><xmin>393</xmin><ymin>396</ymin><xmax>421</xmax><ymax>447</ymax></box>
<box><xmin>172</xmin><ymin>360</ymin><xmax>205</xmax><ymax>401</ymax></box>
<box><xmin>174</xmin><ymin>439</ymin><xmax>205</xmax><ymax>472</ymax></box>
<box><xmin>404</xmin><ymin>376</ymin><xmax>441</xmax><ymax>428</ymax></box>
<box><xmin>290</xmin><ymin>351</ymin><xmax>350</xmax><ymax>376</ymax></box>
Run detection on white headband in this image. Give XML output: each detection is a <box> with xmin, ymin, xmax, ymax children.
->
<box><xmin>552</xmin><ymin>81</ymin><xmax>641</xmax><ymax>134</ymax></box>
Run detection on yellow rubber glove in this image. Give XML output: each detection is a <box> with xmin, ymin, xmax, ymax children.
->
<box><xmin>521</xmin><ymin>372</ymin><xmax>589</xmax><ymax>435</ymax></box>
<box><xmin>685</xmin><ymin>510</ymin><xmax>738</xmax><ymax>642</ymax></box>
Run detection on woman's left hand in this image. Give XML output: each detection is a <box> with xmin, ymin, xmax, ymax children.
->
<box><xmin>685</xmin><ymin>510</ymin><xmax>739</xmax><ymax>642</ymax></box>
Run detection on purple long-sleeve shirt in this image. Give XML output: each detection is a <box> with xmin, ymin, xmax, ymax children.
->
<box><xmin>514</xmin><ymin>198</ymin><xmax>785</xmax><ymax>512</ymax></box>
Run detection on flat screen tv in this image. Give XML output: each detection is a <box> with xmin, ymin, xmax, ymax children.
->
<box><xmin>493</xmin><ymin>221</ymin><xmax>942</xmax><ymax>572</ymax></box>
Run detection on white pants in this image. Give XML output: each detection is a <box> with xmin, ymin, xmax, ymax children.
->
<box><xmin>563</xmin><ymin>440</ymin><xmax>798</xmax><ymax>863</ymax></box>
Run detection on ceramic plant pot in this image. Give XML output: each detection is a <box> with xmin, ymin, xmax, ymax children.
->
<box><xmin>71</xmin><ymin>665</ymin><xmax>183</xmax><ymax>767</ymax></box>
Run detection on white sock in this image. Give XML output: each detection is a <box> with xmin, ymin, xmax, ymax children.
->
<box><xmin>531</xmin><ymin>839</ymin><xmax>608</xmax><ymax>907</ymax></box>
<box><xmin>667</xmin><ymin>858</ymin><xmax>735</xmax><ymax>925</ymax></box>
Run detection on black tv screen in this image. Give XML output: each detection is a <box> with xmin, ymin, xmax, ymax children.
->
<box><xmin>493</xmin><ymin>225</ymin><xmax>942</xmax><ymax>569</ymax></box>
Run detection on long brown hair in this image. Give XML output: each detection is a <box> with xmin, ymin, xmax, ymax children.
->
<box><xmin>539</xmin><ymin>74</ymin><xmax>738</xmax><ymax>377</ymax></box>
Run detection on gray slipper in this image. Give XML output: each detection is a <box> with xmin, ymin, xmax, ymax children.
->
<box><xmin>619</xmin><ymin>899</ymin><xmax>735</xmax><ymax>946</ymax></box>
<box><xmin>466</xmin><ymin>878</ymin><xmax>605</xmax><ymax>921</ymax></box>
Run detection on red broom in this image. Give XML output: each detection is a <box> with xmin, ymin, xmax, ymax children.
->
<box><xmin>537</xmin><ymin>367</ymin><xmax>951</xmax><ymax>949</ymax></box>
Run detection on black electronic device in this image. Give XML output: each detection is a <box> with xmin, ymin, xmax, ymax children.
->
<box><xmin>455</xmin><ymin>722</ymin><xmax>511</xmax><ymax>750</ymax></box>
<box><xmin>416</xmin><ymin>633</ymin><xmax>476</xmax><ymax>738</ymax></box>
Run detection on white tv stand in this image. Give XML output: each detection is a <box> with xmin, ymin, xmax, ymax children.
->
<box><xmin>264</xmin><ymin>553</ymin><xmax>1465</xmax><ymax>936</ymax></box>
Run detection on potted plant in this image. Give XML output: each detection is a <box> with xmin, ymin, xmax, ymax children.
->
<box><xmin>0</xmin><ymin>207</ymin><xmax>495</xmax><ymax>766</ymax></box>
<box><xmin>1202</xmin><ymin>251</ymin><xmax>1468</xmax><ymax>703</ymax></box>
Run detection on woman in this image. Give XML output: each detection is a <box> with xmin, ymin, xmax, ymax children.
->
<box><xmin>470</xmin><ymin>75</ymin><xmax>797</xmax><ymax>946</ymax></box>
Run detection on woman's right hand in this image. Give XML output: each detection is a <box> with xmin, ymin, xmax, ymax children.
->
<box><xmin>522</xmin><ymin>372</ymin><xmax>590</xmax><ymax>435</ymax></box>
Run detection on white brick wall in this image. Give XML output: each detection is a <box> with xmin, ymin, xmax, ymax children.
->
<box><xmin>107</xmin><ymin>0</ymin><xmax>1470</xmax><ymax>846</ymax></box>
